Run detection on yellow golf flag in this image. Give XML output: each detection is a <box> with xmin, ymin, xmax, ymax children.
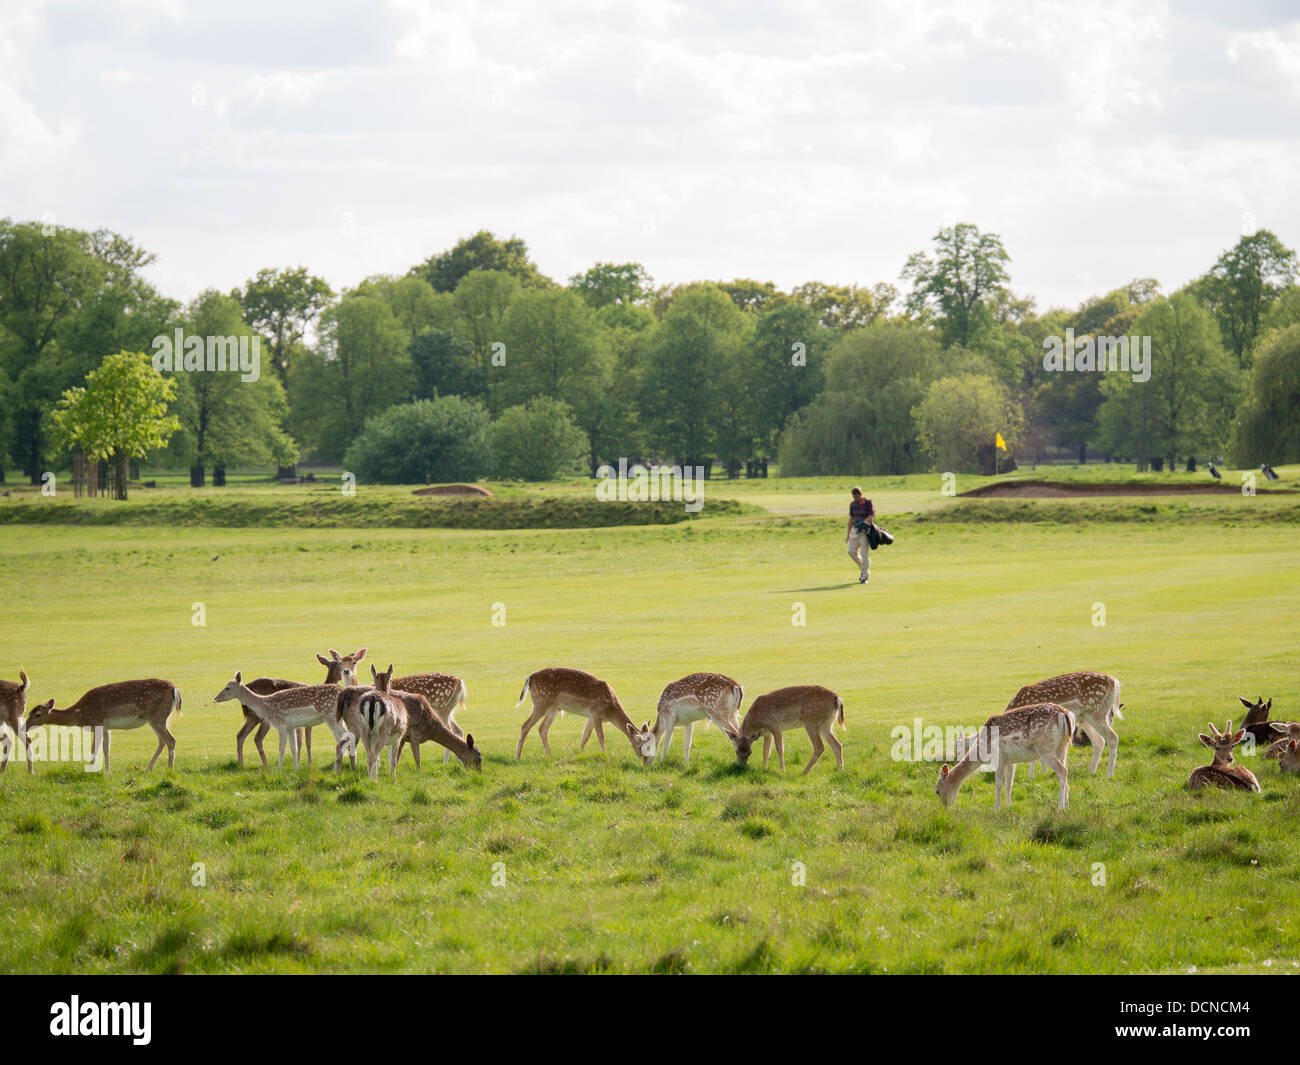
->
<box><xmin>995</xmin><ymin>432</ymin><xmax>1007</xmax><ymax>451</ymax></box>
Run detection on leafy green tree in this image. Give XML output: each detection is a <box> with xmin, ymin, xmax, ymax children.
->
<box><xmin>568</xmin><ymin>263</ymin><xmax>653</xmax><ymax>308</ymax></box>
<box><xmin>1097</xmin><ymin>292</ymin><xmax>1239</xmax><ymax>470</ymax></box>
<box><xmin>1230</xmin><ymin>324</ymin><xmax>1300</xmax><ymax>465</ymax></box>
<box><xmin>412</xmin><ymin>230</ymin><xmax>551</xmax><ymax>293</ymax></box>
<box><xmin>1261</xmin><ymin>284</ymin><xmax>1300</xmax><ymax>335</ymax></box>
<box><xmin>779</xmin><ymin>323</ymin><xmax>944</xmax><ymax>475</ymax></box>
<box><xmin>902</xmin><ymin>223</ymin><xmax>1011</xmax><ymax>348</ymax></box>
<box><xmin>49</xmin><ymin>351</ymin><xmax>179</xmax><ymax>500</ymax></box>
<box><xmin>411</xmin><ymin>329</ymin><xmax>486</xmax><ymax>401</ymax></box>
<box><xmin>166</xmin><ymin>291</ymin><xmax>297</xmax><ymax>485</ymax></box>
<box><xmin>343</xmin><ymin>396</ymin><xmax>493</xmax><ymax>484</ymax></box>
<box><xmin>453</xmin><ymin>270</ymin><xmax>521</xmax><ymax>366</ymax></box>
<box><xmin>718</xmin><ymin>278</ymin><xmax>782</xmax><ymax>313</ymax></box>
<box><xmin>233</xmin><ymin>266</ymin><xmax>334</xmax><ymax>385</ymax></box>
<box><xmin>353</xmin><ymin>274</ymin><xmax>453</xmax><ymax>350</ymax></box>
<box><xmin>637</xmin><ymin>284</ymin><xmax>752</xmax><ymax>466</ymax></box>
<box><xmin>491</xmin><ymin>397</ymin><xmax>589</xmax><ymax>480</ymax></box>
<box><xmin>1193</xmin><ymin>231</ymin><xmax>1297</xmax><ymax>366</ymax></box>
<box><xmin>912</xmin><ymin>373</ymin><xmax>1022</xmax><ymax>474</ymax></box>
<box><xmin>747</xmin><ymin>303</ymin><xmax>833</xmax><ymax>456</ymax></box>
<box><xmin>789</xmin><ymin>281</ymin><xmax>893</xmax><ymax>331</ymax></box>
<box><xmin>291</xmin><ymin>293</ymin><xmax>412</xmax><ymax>460</ymax></box>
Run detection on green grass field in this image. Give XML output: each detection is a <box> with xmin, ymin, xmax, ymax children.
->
<box><xmin>1</xmin><ymin>470</ymin><xmax>1298</xmax><ymax>973</ymax></box>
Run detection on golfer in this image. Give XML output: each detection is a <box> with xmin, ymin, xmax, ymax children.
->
<box><xmin>846</xmin><ymin>486</ymin><xmax>875</xmax><ymax>584</ymax></box>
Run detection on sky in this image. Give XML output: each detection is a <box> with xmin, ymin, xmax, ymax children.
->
<box><xmin>2</xmin><ymin>0</ymin><xmax>1299</xmax><ymax>314</ymax></box>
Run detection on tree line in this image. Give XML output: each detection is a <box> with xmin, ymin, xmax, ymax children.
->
<box><xmin>1</xmin><ymin>219</ymin><xmax>1297</xmax><ymax>490</ymax></box>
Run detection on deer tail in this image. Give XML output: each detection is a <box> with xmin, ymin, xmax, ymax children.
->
<box><xmin>513</xmin><ymin>675</ymin><xmax>532</xmax><ymax>710</ymax></box>
<box><xmin>173</xmin><ymin>687</ymin><xmax>183</xmax><ymax>716</ymax></box>
<box><xmin>837</xmin><ymin>695</ymin><xmax>846</xmax><ymax>731</ymax></box>
<box><xmin>19</xmin><ymin>668</ymin><xmax>28</xmax><ymax>692</ymax></box>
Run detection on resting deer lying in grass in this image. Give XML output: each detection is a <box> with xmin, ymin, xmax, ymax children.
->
<box><xmin>1187</xmin><ymin>721</ymin><xmax>1259</xmax><ymax>792</ymax></box>
<box><xmin>0</xmin><ymin>668</ymin><xmax>34</xmax><ymax>774</ymax></box>
<box><xmin>335</xmin><ymin>675</ymin><xmax>407</xmax><ymax>781</ymax></box>
<box><xmin>937</xmin><ymin>703</ymin><xmax>1074</xmax><ymax>810</ymax></box>
<box><xmin>390</xmin><ymin>669</ymin><xmax>468</xmax><ymax>764</ymax></box>
<box><xmin>214</xmin><ymin>672</ymin><xmax>354</xmax><ymax>771</ymax></box>
<box><xmin>652</xmin><ymin>672</ymin><xmax>744</xmax><ymax>765</ymax></box>
<box><xmin>235</xmin><ymin>648</ymin><xmax>365</xmax><ymax>767</ymax></box>
<box><xmin>26</xmin><ymin>678</ymin><xmax>182</xmax><ymax>772</ymax></box>
<box><xmin>733</xmin><ymin>685</ymin><xmax>845</xmax><ymax>775</ymax></box>
<box><xmin>1008</xmin><ymin>670</ymin><xmax>1122</xmax><ymax>779</ymax></box>
<box><xmin>1277</xmin><ymin>739</ymin><xmax>1300</xmax><ymax>775</ymax></box>
<box><xmin>514</xmin><ymin>667</ymin><xmax>656</xmax><ymax>764</ymax></box>
<box><xmin>1265</xmin><ymin>721</ymin><xmax>1300</xmax><ymax>760</ymax></box>
<box><xmin>1238</xmin><ymin>696</ymin><xmax>1278</xmax><ymax>748</ymax></box>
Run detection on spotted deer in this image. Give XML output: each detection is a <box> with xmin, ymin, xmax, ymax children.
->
<box><xmin>652</xmin><ymin>672</ymin><xmax>744</xmax><ymax>765</ymax></box>
<box><xmin>733</xmin><ymin>685</ymin><xmax>845</xmax><ymax>775</ymax></box>
<box><xmin>335</xmin><ymin>675</ymin><xmax>407</xmax><ymax>781</ymax></box>
<box><xmin>937</xmin><ymin>703</ymin><xmax>1074</xmax><ymax>811</ymax></box>
<box><xmin>514</xmin><ymin>667</ymin><xmax>656</xmax><ymax>764</ymax></box>
<box><xmin>390</xmin><ymin>669</ymin><xmax>468</xmax><ymax>764</ymax></box>
<box><xmin>214</xmin><ymin>672</ymin><xmax>354</xmax><ymax>771</ymax></box>
<box><xmin>376</xmin><ymin>667</ymin><xmax>482</xmax><ymax>771</ymax></box>
<box><xmin>235</xmin><ymin>648</ymin><xmax>365</xmax><ymax>767</ymax></box>
<box><xmin>0</xmin><ymin>668</ymin><xmax>34</xmax><ymax>774</ymax></box>
<box><xmin>26</xmin><ymin>678</ymin><xmax>182</xmax><ymax>772</ymax></box>
<box><xmin>1007</xmin><ymin>671</ymin><xmax>1122</xmax><ymax>778</ymax></box>
<box><xmin>1265</xmin><ymin>720</ymin><xmax>1300</xmax><ymax>760</ymax></box>
<box><xmin>1187</xmin><ymin>721</ymin><xmax>1260</xmax><ymax>792</ymax></box>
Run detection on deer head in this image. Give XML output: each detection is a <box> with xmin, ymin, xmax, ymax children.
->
<box><xmin>1238</xmin><ymin>696</ymin><xmax>1272</xmax><ymax>727</ymax></box>
<box><xmin>370</xmin><ymin>663</ymin><xmax>394</xmax><ymax>692</ymax></box>
<box><xmin>24</xmin><ymin>698</ymin><xmax>56</xmax><ymax>727</ymax></box>
<box><xmin>213</xmin><ymin>672</ymin><xmax>247</xmax><ymax>704</ymax></box>
<box><xmin>321</xmin><ymin>647</ymin><xmax>366</xmax><ymax>686</ymax></box>
<box><xmin>1199</xmin><ymin>720</ymin><xmax>1246</xmax><ymax>765</ymax></box>
<box><xmin>625</xmin><ymin>720</ymin><xmax>656</xmax><ymax>765</ymax></box>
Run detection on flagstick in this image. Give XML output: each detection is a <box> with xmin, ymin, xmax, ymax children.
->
<box><xmin>995</xmin><ymin>434</ymin><xmax>999</xmax><ymax>476</ymax></box>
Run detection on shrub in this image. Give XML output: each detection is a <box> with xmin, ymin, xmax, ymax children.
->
<box><xmin>490</xmin><ymin>397</ymin><xmax>589</xmax><ymax>480</ymax></box>
<box><xmin>344</xmin><ymin>396</ymin><xmax>493</xmax><ymax>485</ymax></box>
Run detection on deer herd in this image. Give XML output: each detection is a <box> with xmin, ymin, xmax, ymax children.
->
<box><xmin>2</xmin><ymin>658</ymin><xmax>1297</xmax><ymax>807</ymax></box>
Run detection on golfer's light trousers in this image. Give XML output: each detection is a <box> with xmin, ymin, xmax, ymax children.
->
<box><xmin>847</xmin><ymin>530</ymin><xmax>870</xmax><ymax>579</ymax></box>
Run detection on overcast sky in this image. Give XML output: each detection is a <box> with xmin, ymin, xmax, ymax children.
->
<box><xmin>3</xmin><ymin>0</ymin><xmax>1298</xmax><ymax>313</ymax></box>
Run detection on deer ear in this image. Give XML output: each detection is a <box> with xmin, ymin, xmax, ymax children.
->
<box><xmin>317</xmin><ymin>654</ymin><xmax>331</xmax><ymax>667</ymax></box>
<box><xmin>387</xmin><ymin>664</ymin><xmax>393</xmax><ymax>676</ymax></box>
<box><xmin>1289</xmin><ymin>740</ymin><xmax>1297</xmax><ymax>752</ymax></box>
<box><xmin>940</xmin><ymin>763</ymin><xmax>950</xmax><ymax>777</ymax></box>
<box><xmin>1265</xmin><ymin>699</ymin><xmax>1272</xmax><ymax>712</ymax></box>
<box><xmin>370</xmin><ymin>664</ymin><xmax>378</xmax><ymax>679</ymax></box>
<box><xmin>1271</xmin><ymin>722</ymin><xmax>1289</xmax><ymax>734</ymax></box>
<box><xmin>624</xmin><ymin>721</ymin><xmax>636</xmax><ymax>736</ymax></box>
<box><xmin>234</xmin><ymin>671</ymin><xmax>242</xmax><ymax>683</ymax></box>
<box><xmin>1240</xmin><ymin>697</ymin><xmax>1253</xmax><ymax>709</ymax></box>
<box><xmin>466</xmin><ymin>733</ymin><xmax>476</xmax><ymax>749</ymax></box>
<box><xmin>1199</xmin><ymin>734</ymin><xmax>1214</xmax><ymax>747</ymax></box>
<box><xmin>356</xmin><ymin>648</ymin><xmax>367</xmax><ymax>661</ymax></box>
<box><xmin>328</xmin><ymin>648</ymin><xmax>340</xmax><ymax>660</ymax></box>
<box><xmin>1233</xmin><ymin>729</ymin><xmax>1246</xmax><ymax>744</ymax></box>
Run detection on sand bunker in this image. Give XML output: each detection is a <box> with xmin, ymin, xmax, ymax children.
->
<box><xmin>960</xmin><ymin>480</ymin><xmax>1293</xmax><ymax>498</ymax></box>
<box><xmin>412</xmin><ymin>484</ymin><xmax>493</xmax><ymax>497</ymax></box>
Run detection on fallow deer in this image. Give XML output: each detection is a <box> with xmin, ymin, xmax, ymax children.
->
<box><xmin>0</xmin><ymin>668</ymin><xmax>34</xmax><ymax>774</ymax></box>
<box><xmin>1007</xmin><ymin>671</ymin><xmax>1122</xmax><ymax>778</ymax></box>
<box><xmin>513</xmin><ymin>667</ymin><xmax>656</xmax><ymax>764</ymax></box>
<box><xmin>214</xmin><ymin>672</ymin><xmax>354</xmax><ymax>771</ymax></box>
<box><xmin>1265</xmin><ymin>720</ymin><xmax>1300</xmax><ymax>760</ymax></box>
<box><xmin>389</xmin><ymin>669</ymin><xmax>468</xmax><ymax>764</ymax></box>
<box><xmin>1278</xmin><ymin>740</ymin><xmax>1300</xmax><ymax>775</ymax></box>
<box><xmin>733</xmin><ymin>685</ymin><xmax>845</xmax><ymax>775</ymax></box>
<box><xmin>26</xmin><ymin>678</ymin><xmax>182</xmax><ymax>772</ymax></box>
<box><xmin>937</xmin><ymin>703</ymin><xmax>1074</xmax><ymax>810</ymax></box>
<box><xmin>652</xmin><ymin>672</ymin><xmax>744</xmax><ymax>765</ymax></box>
<box><xmin>372</xmin><ymin>666</ymin><xmax>481</xmax><ymax>771</ymax></box>
<box><xmin>335</xmin><ymin>674</ymin><xmax>407</xmax><ymax>781</ymax></box>
<box><xmin>1238</xmin><ymin>696</ymin><xmax>1277</xmax><ymax>748</ymax></box>
<box><xmin>1187</xmin><ymin>721</ymin><xmax>1260</xmax><ymax>792</ymax></box>
<box><xmin>235</xmin><ymin>648</ymin><xmax>365</xmax><ymax>767</ymax></box>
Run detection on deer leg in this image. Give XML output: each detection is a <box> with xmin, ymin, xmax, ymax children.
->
<box><xmin>1079</xmin><ymin>719</ymin><xmax>1105</xmax><ymax>774</ymax></box>
<box><xmin>102</xmin><ymin>729</ymin><xmax>112</xmax><ymax>774</ymax></box>
<box><xmin>579</xmin><ymin>718</ymin><xmax>594</xmax><ymax>751</ymax></box>
<box><xmin>276</xmin><ymin>727</ymin><xmax>289</xmax><ymax>770</ymax></box>
<box><xmin>146</xmin><ymin>722</ymin><xmax>174</xmax><ymax>770</ymax></box>
<box><xmin>681</xmin><ymin>722</ymin><xmax>694</xmax><ymax>766</ymax></box>
<box><xmin>0</xmin><ymin>725</ymin><xmax>9</xmax><ymax>772</ymax></box>
<box><xmin>443</xmin><ymin>710</ymin><xmax>457</xmax><ymax>764</ymax></box>
<box><xmin>89</xmin><ymin>726</ymin><xmax>100</xmax><ymax>767</ymax></box>
<box><xmin>253</xmin><ymin>721</ymin><xmax>270</xmax><ymax>768</ymax></box>
<box><xmin>1004</xmin><ymin>762</ymin><xmax>1016</xmax><ymax>802</ymax></box>
<box><xmin>1041</xmin><ymin>754</ymin><xmax>1069</xmax><ymax>810</ymax></box>
<box><xmin>823</xmin><ymin>723</ymin><xmax>843</xmax><ymax>770</ymax></box>
<box><xmin>761</xmin><ymin>731</ymin><xmax>772</xmax><ymax>768</ymax></box>
<box><xmin>515</xmin><ymin>703</ymin><xmax>549</xmax><ymax>759</ymax></box>
<box><xmin>1097</xmin><ymin>717</ymin><xmax>1120</xmax><ymax>778</ymax></box>
<box><xmin>303</xmin><ymin>726</ymin><xmax>313</xmax><ymax>767</ymax></box>
<box><xmin>411</xmin><ymin>740</ymin><xmax>422</xmax><ymax>770</ymax></box>
<box><xmin>235</xmin><ymin>709</ymin><xmax>257</xmax><ymax>767</ymax></box>
<box><xmin>773</xmin><ymin>730</ymin><xmax>786</xmax><ymax>772</ymax></box>
<box><xmin>802</xmin><ymin>725</ymin><xmax>824</xmax><ymax>775</ymax></box>
<box><xmin>537</xmin><ymin>712</ymin><xmax>558</xmax><ymax>757</ymax></box>
<box><xmin>592</xmin><ymin>718</ymin><xmax>606</xmax><ymax>753</ymax></box>
<box><xmin>657</xmin><ymin>721</ymin><xmax>673</xmax><ymax>762</ymax></box>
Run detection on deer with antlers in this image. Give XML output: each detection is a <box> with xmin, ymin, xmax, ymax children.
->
<box><xmin>235</xmin><ymin>648</ymin><xmax>365</xmax><ymax>767</ymax></box>
<box><xmin>937</xmin><ymin>703</ymin><xmax>1074</xmax><ymax>811</ymax></box>
<box><xmin>1187</xmin><ymin>720</ymin><xmax>1260</xmax><ymax>792</ymax></box>
<box><xmin>733</xmin><ymin>685</ymin><xmax>845</xmax><ymax>775</ymax></box>
<box><xmin>214</xmin><ymin>672</ymin><xmax>355</xmax><ymax>771</ymax></box>
<box><xmin>514</xmin><ymin>667</ymin><xmax>656</xmax><ymax>764</ymax></box>
<box><xmin>1007</xmin><ymin>670</ymin><xmax>1122</xmax><ymax>778</ymax></box>
<box><xmin>26</xmin><ymin>678</ymin><xmax>182</xmax><ymax>772</ymax></box>
<box><xmin>652</xmin><ymin>672</ymin><xmax>744</xmax><ymax>765</ymax></box>
<box><xmin>0</xmin><ymin>668</ymin><xmax>34</xmax><ymax>774</ymax></box>
<box><xmin>389</xmin><ymin>669</ymin><xmax>469</xmax><ymax>764</ymax></box>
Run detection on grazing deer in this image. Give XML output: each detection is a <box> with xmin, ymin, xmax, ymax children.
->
<box><xmin>651</xmin><ymin>672</ymin><xmax>744</xmax><ymax>765</ymax></box>
<box><xmin>214</xmin><ymin>672</ymin><xmax>355</xmax><ymax>771</ymax></box>
<box><xmin>372</xmin><ymin>667</ymin><xmax>482</xmax><ymax>771</ymax></box>
<box><xmin>390</xmin><ymin>669</ymin><xmax>468</xmax><ymax>764</ymax></box>
<box><xmin>1187</xmin><ymin>721</ymin><xmax>1260</xmax><ymax>792</ymax></box>
<box><xmin>937</xmin><ymin>703</ymin><xmax>1074</xmax><ymax>811</ymax></box>
<box><xmin>235</xmin><ymin>648</ymin><xmax>365</xmax><ymax>767</ymax></box>
<box><xmin>513</xmin><ymin>667</ymin><xmax>656</xmax><ymax>764</ymax></box>
<box><xmin>1238</xmin><ymin>696</ymin><xmax>1277</xmax><ymax>748</ymax></box>
<box><xmin>733</xmin><ymin>685</ymin><xmax>845</xmax><ymax>775</ymax></box>
<box><xmin>1007</xmin><ymin>671</ymin><xmax>1122</xmax><ymax>778</ymax></box>
<box><xmin>335</xmin><ymin>674</ymin><xmax>407</xmax><ymax>781</ymax></box>
<box><xmin>26</xmin><ymin>679</ymin><xmax>182</xmax><ymax>772</ymax></box>
<box><xmin>0</xmin><ymin>668</ymin><xmax>34</xmax><ymax>774</ymax></box>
